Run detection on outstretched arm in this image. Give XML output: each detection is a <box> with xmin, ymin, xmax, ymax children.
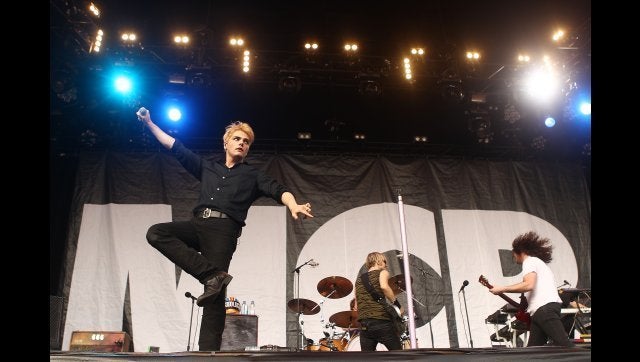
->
<box><xmin>136</xmin><ymin>108</ymin><xmax>175</xmax><ymax>150</ymax></box>
<box><xmin>490</xmin><ymin>272</ymin><xmax>536</xmax><ymax>294</ymax></box>
<box><xmin>281</xmin><ymin>192</ymin><xmax>314</xmax><ymax>220</ymax></box>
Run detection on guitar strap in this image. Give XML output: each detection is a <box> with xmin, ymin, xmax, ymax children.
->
<box><xmin>360</xmin><ymin>272</ymin><xmax>386</xmax><ymax>304</ymax></box>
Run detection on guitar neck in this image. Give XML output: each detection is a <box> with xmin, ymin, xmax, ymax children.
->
<box><xmin>497</xmin><ymin>293</ymin><xmax>520</xmax><ymax>309</ymax></box>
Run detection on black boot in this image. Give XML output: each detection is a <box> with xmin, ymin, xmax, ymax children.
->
<box><xmin>197</xmin><ymin>271</ymin><xmax>233</xmax><ymax>307</ymax></box>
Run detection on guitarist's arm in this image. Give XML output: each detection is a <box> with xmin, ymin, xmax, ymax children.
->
<box><xmin>490</xmin><ymin>272</ymin><xmax>536</xmax><ymax>294</ymax></box>
<box><xmin>379</xmin><ymin>270</ymin><xmax>404</xmax><ymax>313</ymax></box>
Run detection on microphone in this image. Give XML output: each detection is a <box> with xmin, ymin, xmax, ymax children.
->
<box><xmin>308</xmin><ymin>259</ymin><xmax>319</xmax><ymax>267</ymax></box>
<box><xmin>137</xmin><ymin>107</ymin><xmax>148</xmax><ymax>116</ymax></box>
<box><xmin>458</xmin><ymin>280</ymin><xmax>469</xmax><ymax>293</ymax></box>
<box><xmin>564</xmin><ymin>280</ymin><xmax>572</xmax><ymax>287</ymax></box>
<box><xmin>185</xmin><ymin>292</ymin><xmax>196</xmax><ymax>301</ymax></box>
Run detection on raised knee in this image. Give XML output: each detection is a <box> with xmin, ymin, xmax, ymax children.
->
<box><xmin>146</xmin><ymin>224</ymin><xmax>162</xmax><ymax>246</ymax></box>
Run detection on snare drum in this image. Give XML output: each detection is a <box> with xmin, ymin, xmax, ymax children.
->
<box><xmin>345</xmin><ymin>335</ymin><xmax>388</xmax><ymax>351</ymax></box>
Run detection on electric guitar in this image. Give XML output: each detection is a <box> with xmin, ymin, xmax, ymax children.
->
<box><xmin>381</xmin><ymin>298</ymin><xmax>405</xmax><ymax>337</ymax></box>
<box><xmin>478</xmin><ymin>275</ymin><xmax>531</xmax><ymax>329</ymax></box>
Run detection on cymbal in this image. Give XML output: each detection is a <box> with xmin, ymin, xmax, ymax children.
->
<box><xmin>317</xmin><ymin>276</ymin><xmax>353</xmax><ymax>299</ymax></box>
<box><xmin>329</xmin><ymin>310</ymin><xmax>361</xmax><ymax>329</ymax></box>
<box><xmin>287</xmin><ymin>298</ymin><xmax>320</xmax><ymax>315</ymax></box>
<box><xmin>388</xmin><ymin>274</ymin><xmax>413</xmax><ymax>294</ymax></box>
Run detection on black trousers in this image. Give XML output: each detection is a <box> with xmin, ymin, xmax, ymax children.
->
<box><xmin>359</xmin><ymin>319</ymin><xmax>403</xmax><ymax>351</ymax></box>
<box><xmin>527</xmin><ymin>302</ymin><xmax>575</xmax><ymax>347</ymax></box>
<box><xmin>146</xmin><ymin>216</ymin><xmax>241</xmax><ymax>351</ymax></box>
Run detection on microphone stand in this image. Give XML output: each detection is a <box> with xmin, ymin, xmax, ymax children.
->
<box><xmin>187</xmin><ymin>294</ymin><xmax>195</xmax><ymax>351</ymax></box>
<box><xmin>291</xmin><ymin>259</ymin><xmax>314</xmax><ymax>350</ymax></box>
<box><xmin>461</xmin><ymin>287</ymin><xmax>473</xmax><ymax>348</ymax></box>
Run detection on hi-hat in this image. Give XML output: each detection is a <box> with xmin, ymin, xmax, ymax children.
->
<box><xmin>388</xmin><ymin>274</ymin><xmax>413</xmax><ymax>294</ymax></box>
<box><xmin>287</xmin><ymin>298</ymin><xmax>320</xmax><ymax>315</ymax></box>
<box><xmin>317</xmin><ymin>276</ymin><xmax>353</xmax><ymax>299</ymax></box>
<box><xmin>329</xmin><ymin>310</ymin><xmax>360</xmax><ymax>329</ymax></box>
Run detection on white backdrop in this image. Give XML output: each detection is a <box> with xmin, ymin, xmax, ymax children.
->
<box><xmin>62</xmin><ymin>203</ymin><xmax>580</xmax><ymax>351</ymax></box>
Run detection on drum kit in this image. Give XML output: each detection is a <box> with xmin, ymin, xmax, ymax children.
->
<box><xmin>287</xmin><ymin>275</ymin><xmax>359</xmax><ymax>351</ymax></box>
<box><xmin>287</xmin><ymin>274</ymin><xmax>414</xmax><ymax>351</ymax></box>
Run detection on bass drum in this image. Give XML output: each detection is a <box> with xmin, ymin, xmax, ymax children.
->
<box><xmin>345</xmin><ymin>335</ymin><xmax>388</xmax><ymax>351</ymax></box>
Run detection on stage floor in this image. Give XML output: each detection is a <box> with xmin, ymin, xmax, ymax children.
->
<box><xmin>51</xmin><ymin>346</ymin><xmax>591</xmax><ymax>361</ymax></box>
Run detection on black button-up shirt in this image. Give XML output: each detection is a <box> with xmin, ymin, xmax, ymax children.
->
<box><xmin>172</xmin><ymin>139</ymin><xmax>288</xmax><ymax>226</ymax></box>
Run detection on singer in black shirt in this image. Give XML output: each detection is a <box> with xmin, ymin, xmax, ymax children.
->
<box><xmin>137</xmin><ymin>108</ymin><xmax>314</xmax><ymax>350</ymax></box>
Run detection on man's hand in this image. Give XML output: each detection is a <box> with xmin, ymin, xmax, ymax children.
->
<box><xmin>291</xmin><ymin>202</ymin><xmax>314</xmax><ymax>220</ymax></box>
<box><xmin>136</xmin><ymin>107</ymin><xmax>151</xmax><ymax>125</ymax></box>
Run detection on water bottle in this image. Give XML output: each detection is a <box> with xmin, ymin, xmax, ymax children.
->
<box><xmin>241</xmin><ymin>300</ymin><xmax>247</xmax><ymax>314</ymax></box>
<box><xmin>249</xmin><ymin>300</ymin><xmax>255</xmax><ymax>315</ymax></box>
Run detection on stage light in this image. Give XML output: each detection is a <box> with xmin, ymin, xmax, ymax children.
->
<box><xmin>354</xmin><ymin>133</ymin><xmax>366</xmax><ymax>140</ymax></box>
<box><xmin>168</xmin><ymin>108</ymin><xmax>182</xmax><ymax>122</ymax></box>
<box><xmin>90</xmin><ymin>29</ymin><xmax>103</xmax><ymax>53</ymax></box>
<box><xmin>544</xmin><ymin>117</ymin><xmax>556</xmax><ymax>128</ymax></box>
<box><xmin>242</xmin><ymin>50</ymin><xmax>251</xmax><ymax>73</ymax></box>
<box><xmin>344</xmin><ymin>43</ymin><xmax>358</xmax><ymax>52</ymax></box>
<box><xmin>522</xmin><ymin>66</ymin><xmax>560</xmax><ymax>103</ymax></box>
<box><xmin>466</xmin><ymin>51</ymin><xmax>480</xmax><ymax>60</ymax></box>
<box><xmin>297</xmin><ymin>132</ymin><xmax>311</xmax><ymax>140</ymax></box>
<box><xmin>580</xmin><ymin>102</ymin><xmax>591</xmax><ymax>115</ymax></box>
<box><xmin>229</xmin><ymin>37</ymin><xmax>244</xmax><ymax>46</ymax></box>
<box><xmin>114</xmin><ymin>76</ymin><xmax>132</xmax><ymax>94</ymax></box>
<box><xmin>552</xmin><ymin>29</ymin><xmax>565</xmax><ymax>42</ymax></box>
<box><xmin>304</xmin><ymin>42</ymin><xmax>319</xmax><ymax>50</ymax></box>
<box><xmin>121</xmin><ymin>33</ymin><xmax>137</xmax><ymax>42</ymax></box>
<box><xmin>174</xmin><ymin>35</ymin><xmax>190</xmax><ymax>44</ymax></box>
<box><xmin>413</xmin><ymin>136</ymin><xmax>428</xmax><ymax>142</ymax></box>
<box><xmin>88</xmin><ymin>3</ymin><xmax>100</xmax><ymax>17</ymax></box>
<box><xmin>403</xmin><ymin>58</ymin><xmax>412</xmax><ymax>81</ymax></box>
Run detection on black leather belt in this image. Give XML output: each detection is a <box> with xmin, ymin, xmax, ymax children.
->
<box><xmin>196</xmin><ymin>208</ymin><xmax>229</xmax><ymax>219</ymax></box>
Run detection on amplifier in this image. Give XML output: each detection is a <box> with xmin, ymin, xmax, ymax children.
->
<box><xmin>221</xmin><ymin>314</ymin><xmax>258</xmax><ymax>351</ymax></box>
<box><xmin>69</xmin><ymin>331</ymin><xmax>132</xmax><ymax>352</ymax></box>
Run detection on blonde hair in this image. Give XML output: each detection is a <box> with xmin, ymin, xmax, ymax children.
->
<box><xmin>365</xmin><ymin>252</ymin><xmax>386</xmax><ymax>268</ymax></box>
<box><xmin>223</xmin><ymin>121</ymin><xmax>255</xmax><ymax>145</ymax></box>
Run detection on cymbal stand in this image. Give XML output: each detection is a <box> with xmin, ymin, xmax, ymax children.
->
<box><xmin>318</xmin><ymin>289</ymin><xmax>335</xmax><ymax>327</ymax></box>
<box><xmin>291</xmin><ymin>259</ymin><xmax>314</xmax><ymax>350</ymax></box>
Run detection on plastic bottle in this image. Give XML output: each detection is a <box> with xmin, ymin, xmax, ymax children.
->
<box><xmin>241</xmin><ymin>300</ymin><xmax>247</xmax><ymax>314</ymax></box>
<box><xmin>249</xmin><ymin>300</ymin><xmax>255</xmax><ymax>315</ymax></box>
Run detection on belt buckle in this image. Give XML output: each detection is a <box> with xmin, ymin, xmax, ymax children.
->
<box><xmin>202</xmin><ymin>208</ymin><xmax>212</xmax><ymax>218</ymax></box>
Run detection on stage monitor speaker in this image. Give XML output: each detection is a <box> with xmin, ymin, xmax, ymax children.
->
<box><xmin>70</xmin><ymin>331</ymin><xmax>132</xmax><ymax>352</ymax></box>
<box><xmin>221</xmin><ymin>314</ymin><xmax>258</xmax><ymax>350</ymax></box>
<box><xmin>50</xmin><ymin>296</ymin><xmax>63</xmax><ymax>350</ymax></box>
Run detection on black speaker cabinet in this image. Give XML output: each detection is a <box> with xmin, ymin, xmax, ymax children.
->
<box><xmin>50</xmin><ymin>296</ymin><xmax>63</xmax><ymax>350</ymax></box>
<box><xmin>221</xmin><ymin>314</ymin><xmax>258</xmax><ymax>350</ymax></box>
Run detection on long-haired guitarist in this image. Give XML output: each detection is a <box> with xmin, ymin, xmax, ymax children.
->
<box><xmin>488</xmin><ymin>231</ymin><xmax>574</xmax><ymax>347</ymax></box>
<box><xmin>354</xmin><ymin>252</ymin><xmax>404</xmax><ymax>351</ymax></box>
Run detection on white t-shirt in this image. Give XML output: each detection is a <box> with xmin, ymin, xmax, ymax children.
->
<box><xmin>522</xmin><ymin>256</ymin><xmax>561</xmax><ymax>315</ymax></box>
